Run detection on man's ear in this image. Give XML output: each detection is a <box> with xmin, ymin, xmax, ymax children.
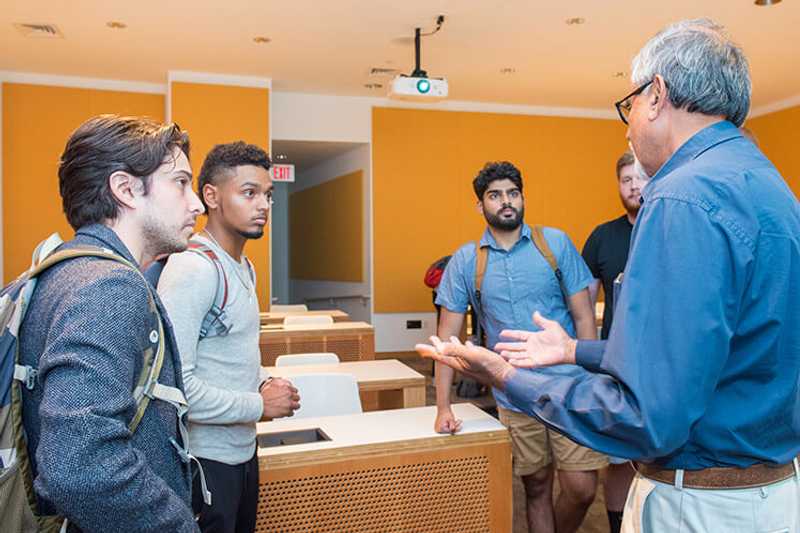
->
<box><xmin>108</xmin><ymin>171</ymin><xmax>140</xmax><ymax>210</ymax></box>
<box><xmin>476</xmin><ymin>200</ymin><xmax>484</xmax><ymax>216</ymax></box>
<box><xmin>647</xmin><ymin>74</ymin><xmax>669</xmax><ymax>121</ymax></box>
<box><xmin>202</xmin><ymin>183</ymin><xmax>219</xmax><ymax>210</ymax></box>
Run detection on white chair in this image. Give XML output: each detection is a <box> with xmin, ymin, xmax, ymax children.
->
<box><xmin>283</xmin><ymin>315</ymin><xmax>334</xmax><ymax>326</ymax></box>
<box><xmin>289</xmin><ymin>373</ymin><xmax>362</xmax><ymax>419</ymax></box>
<box><xmin>271</xmin><ymin>304</ymin><xmax>309</xmax><ymax>313</ymax></box>
<box><xmin>275</xmin><ymin>353</ymin><xmax>340</xmax><ymax>367</ymax></box>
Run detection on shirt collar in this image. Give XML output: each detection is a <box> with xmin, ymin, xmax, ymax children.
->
<box><xmin>647</xmin><ymin>120</ymin><xmax>742</xmax><ymax>187</ymax></box>
<box><xmin>479</xmin><ymin>223</ymin><xmax>532</xmax><ymax>251</ymax></box>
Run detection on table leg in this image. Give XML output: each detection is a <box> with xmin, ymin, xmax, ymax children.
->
<box><xmin>402</xmin><ymin>385</ymin><xmax>426</xmax><ymax>408</ymax></box>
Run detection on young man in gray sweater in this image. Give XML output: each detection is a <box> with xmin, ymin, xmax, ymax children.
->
<box><xmin>158</xmin><ymin>142</ymin><xmax>300</xmax><ymax>533</ymax></box>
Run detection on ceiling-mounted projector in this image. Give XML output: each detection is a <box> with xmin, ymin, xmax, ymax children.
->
<box><xmin>389</xmin><ymin>15</ymin><xmax>448</xmax><ymax>101</ymax></box>
<box><xmin>390</xmin><ymin>76</ymin><xmax>448</xmax><ymax>100</ymax></box>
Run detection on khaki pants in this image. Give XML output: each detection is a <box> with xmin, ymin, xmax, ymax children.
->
<box><xmin>498</xmin><ymin>407</ymin><xmax>608</xmax><ymax>476</ymax></box>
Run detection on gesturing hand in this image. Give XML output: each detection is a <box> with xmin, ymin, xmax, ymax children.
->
<box><xmin>494</xmin><ymin>312</ymin><xmax>577</xmax><ymax>368</ymax></box>
<box><xmin>415</xmin><ymin>336</ymin><xmax>515</xmax><ymax>391</ymax></box>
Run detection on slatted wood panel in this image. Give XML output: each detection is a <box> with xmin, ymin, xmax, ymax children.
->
<box><xmin>256</xmin><ymin>439</ymin><xmax>511</xmax><ymax>533</ymax></box>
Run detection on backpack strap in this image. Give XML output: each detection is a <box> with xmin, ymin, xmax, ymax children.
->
<box><xmin>244</xmin><ymin>257</ymin><xmax>256</xmax><ymax>286</ymax></box>
<box><xmin>474</xmin><ymin>243</ymin><xmax>489</xmax><ymax>296</ymax></box>
<box><xmin>187</xmin><ymin>241</ymin><xmax>232</xmax><ymax>339</ymax></box>
<box><xmin>472</xmin><ymin>242</ymin><xmax>489</xmax><ymax>345</ymax></box>
<box><xmin>530</xmin><ymin>225</ymin><xmax>569</xmax><ymax>303</ymax></box>
<box><xmin>129</xmin><ymin>313</ymin><xmax>166</xmax><ymax>433</ymax></box>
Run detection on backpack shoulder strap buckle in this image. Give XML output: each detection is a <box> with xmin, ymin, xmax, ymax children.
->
<box><xmin>13</xmin><ymin>364</ymin><xmax>38</xmax><ymax>390</ymax></box>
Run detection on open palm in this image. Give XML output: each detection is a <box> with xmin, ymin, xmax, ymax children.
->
<box><xmin>494</xmin><ymin>312</ymin><xmax>574</xmax><ymax>368</ymax></box>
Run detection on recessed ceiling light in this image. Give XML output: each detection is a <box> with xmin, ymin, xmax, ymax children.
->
<box><xmin>253</xmin><ymin>36</ymin><xmax>271</xmax><ymax>44</ymax></box>
<box><xmin>754</xmin><ymin>0</ymin><xmax>781</xmax><ymax>5</ymax></box>
<box><xmin>612</xmin><ymin>71</ymin><xmax>627</xmax><ymax>78</ymax></box>
<box><xmin>106</xmin><ymin>21</ymin><xmax>127</xmax><ymax>29</ymax></box>
<box><xmin>364</xmin><ymin>83</ymin><xmax>383</xmax><ymax>89</ymax></box>
<box><xmin>565</xmin><ymin>17</ymin><xmax>585</xmax><ymax>25</ymax></box>
<box><xmin>500</xmin><ymin>67</ymin><xmax>516</xmax><ymax>74</ymax></box>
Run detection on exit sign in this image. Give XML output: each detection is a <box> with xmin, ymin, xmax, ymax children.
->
<box><xmin>272</xmin><ymin>164</ymin><xmax>295</xmax><ymax>182</ymax></box>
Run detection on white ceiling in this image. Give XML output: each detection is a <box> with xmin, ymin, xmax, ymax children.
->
<box><xmin>1</xmin><ymin>0</ymin><xmax>798</xmax><ymax>111</ymax></box>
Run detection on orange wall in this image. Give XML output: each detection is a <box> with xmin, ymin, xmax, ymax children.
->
<box><xmin>372</xmin><ymin>107</ymin><xmax>628</xmax><ymax>313</ymax></box>
<box><xmin>746</xmin><ymin>105</ymin><xmax>800</xmax><ymax>197</ymax></box>
<box><xmin>2</xmin><ymin>83</ymin><xmax>164</xmax><ymax>282</ymax></box>
<box><xmin>289</xmin><ymin>170</ymin><xmax>363</xmax><ymax>282</ymax></box>
<box><xmin>170</xmin><ymin>82</ymin><xmax>271</xmax><ymax>309</ymax></box>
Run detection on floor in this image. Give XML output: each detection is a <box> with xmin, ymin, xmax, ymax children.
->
<box><xmin>394</xmin><ymin>353</ymin><xmax>610</xmax><ymax>533</ymax></box>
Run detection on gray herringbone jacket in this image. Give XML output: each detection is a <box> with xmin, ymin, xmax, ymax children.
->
<box><xmin>19</xmin><ymin>224</ymin><xmax>199</xmax><ymax>532</ymax></box>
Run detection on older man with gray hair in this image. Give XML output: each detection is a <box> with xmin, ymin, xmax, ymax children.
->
<box><xmin>417</xmin><ymin>19</ymin><xmax>800</xmax><ymax>532</ymax></box>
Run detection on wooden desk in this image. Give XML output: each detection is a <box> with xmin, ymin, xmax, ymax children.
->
<box><xmin>259</xmin><ymin>321</ymin><xmax>374</xmax><ymax>367</ymax></box>
<box><xmin>255</xmin><ymin>403</ymin><xmax>512</xmax><ymax>533</ymax></box>
<box><xmin>263</xmin><ymin>359</ymin><xmax>426</xmax><ymax>411</ymax></box>
<box><xmin>260</xmin><ymin>309</ymin><xmax>350</xmax><ymax>326</ymax></box>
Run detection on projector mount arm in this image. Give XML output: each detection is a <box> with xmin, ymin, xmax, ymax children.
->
<box><xmin>410</xmin><ymin>14</ymin><xmax>445</xmax><ymax>79</ymax></box>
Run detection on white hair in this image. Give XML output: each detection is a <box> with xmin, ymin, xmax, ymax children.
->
<box><xmin>631</xmin><ymin>19</ymin><xmax>751</xmax><ymax>126</ymax></box>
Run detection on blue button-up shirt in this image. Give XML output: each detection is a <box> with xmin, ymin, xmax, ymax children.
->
<box><xmin>505</xmin><ymin>121</ymin><xmax>800</xmax><ymax>469</ymax></box>
<box><xmin>436</xmin><ymin>224</ymin><xmax>593</xmax><ymax>412</ymax></box>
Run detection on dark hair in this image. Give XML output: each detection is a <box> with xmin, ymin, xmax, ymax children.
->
<box><xmin>58</xmin><ymin>114</ymin><xmax>190</xmax><ymax>230</ymax></box>
<box><xmin>616</xmin><ymin>151</ymin><xmax>635</xmax><ymax>179</ymax></box>
<box><xmin>472</xmin><ymin>161</ymin><xmax>523</xmax><ymax>200</ymax></box>
<box><xmin>197</xmin><ymin>141</ymin><xmax>272</xmax><ymax>211</ymax></box>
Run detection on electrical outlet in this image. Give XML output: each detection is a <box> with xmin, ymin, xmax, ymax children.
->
<box><xmin>406</xmin><ymin>320</ymin><xmax>422</xmax><ymax>329</ymax></box>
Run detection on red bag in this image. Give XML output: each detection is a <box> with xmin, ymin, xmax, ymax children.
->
<box><xmin>424</xmin><ymin>255</ymin><xmax>452</xmax><ymax>289</ymax></box>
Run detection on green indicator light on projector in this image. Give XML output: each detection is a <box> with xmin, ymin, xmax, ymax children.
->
<box><xmin>416</xmin><ymin>79</ymin><xmax>431</xmax><ymax>94</ymax></box>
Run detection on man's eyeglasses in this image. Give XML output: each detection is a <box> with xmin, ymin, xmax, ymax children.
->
<box><xmin>614</xmin><ymin>80</ymin><xmax>653</xmax><ymax>125</ymax></box>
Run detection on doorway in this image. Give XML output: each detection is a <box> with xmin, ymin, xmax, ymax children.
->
<box><xmin>270</xmin><ymin>140</ymin><xmax>371</xmax><ymax>323</ymax></box>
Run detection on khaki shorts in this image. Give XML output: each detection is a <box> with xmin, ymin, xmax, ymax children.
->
<box><xmin>498</xmin><ymin>407</ymin><xmax>608</xmax><ymax>477</ymax></box>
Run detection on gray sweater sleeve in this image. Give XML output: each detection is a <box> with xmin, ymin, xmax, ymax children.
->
<box><xmin>158</xmin><ymin>251</ymin><xmax>263</xmax><ymax>424</ymax></box>
<box><xmin>35</xmin><ymin>269</ymin><xmax>198</xmax><ymax>533</ymax></box>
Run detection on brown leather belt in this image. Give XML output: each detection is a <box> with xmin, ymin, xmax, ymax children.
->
<box><xmin>636</xmin><ymin>459</ymin><xmax>797</xmax><ymax>490</ymax></box>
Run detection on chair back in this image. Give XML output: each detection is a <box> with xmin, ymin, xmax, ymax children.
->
<box><xmin>289</xmin><ymin>373</ymin><xmax>362</xmax><ymax>419</ymax></box>
<box><xmin>275</xmin><ymin>353</ymin><xmax>340</xmax><ymax>367</ymax></box>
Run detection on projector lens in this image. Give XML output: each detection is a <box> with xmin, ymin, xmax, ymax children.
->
<box><xmin>416</xmin><ymin>79</ymin><xmax>431</xmax><ymax>94</ymax></box>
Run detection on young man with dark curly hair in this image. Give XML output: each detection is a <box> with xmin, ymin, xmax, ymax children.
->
<box><xmin>432</xmin><ymin>161</ymin><xmax>602</xmax><ymax>533</ymax></box>
<box><xmin>157</xmin><ymin>142</ymin><xmax>300</xmax><ymax>533</ymax></box>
